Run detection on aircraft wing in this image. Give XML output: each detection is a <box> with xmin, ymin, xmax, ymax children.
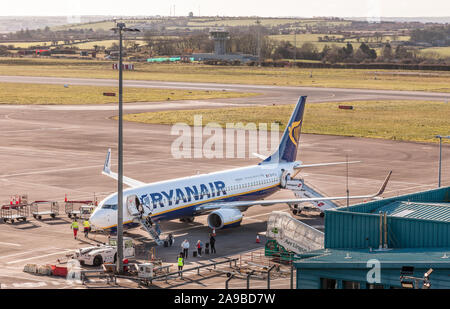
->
<box><xmin>101</xmin><ymin>148</ymin><xmax>146</xmax><ymax>188</ymax></box>
<box><xmin>195</xmin><ymin>171</ymin><xmax>392</xmax><ymax>213</ymax></box>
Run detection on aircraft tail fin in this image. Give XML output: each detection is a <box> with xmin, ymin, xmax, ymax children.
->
<box><xmin>261</xmin><ymin>96</ymin><xmax>306</xmax><ymax>164</ymax></box>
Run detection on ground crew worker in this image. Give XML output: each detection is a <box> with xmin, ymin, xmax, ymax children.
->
<box><xmin>83</xmin><ymin>219</ymin><xmax>90</xmax><ymax>238</ymax></box>
<box><xmin>71</xmin><ymin>219</ymin><xmax>79</xmax><ymax>239</ymax></box>
<box><xmin>209</xmin><ymin>233</ymin><xmax>216</xmax><ymax>254</ymax></box>
<box><xmin>177</xmin><ymin>253</ymin><xmax>184</xmax><ymax>277</ymax></box>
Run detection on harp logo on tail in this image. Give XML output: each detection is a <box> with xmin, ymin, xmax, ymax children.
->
<box><xmin>288</xmin><ymin>120</ymin><xmax>302</xmax><ymax>146</ymax></box>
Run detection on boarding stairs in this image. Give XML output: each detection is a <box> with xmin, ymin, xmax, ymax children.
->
<box><xmin>285</xmin><ymin>178</ymin><xmax>338</xmax><ymax>211</ymax></box>
<box><xmin>138</xmin><ymin>217</ymin><xmax>164</xmax><ymax>246</ymax></box>
<box><xmin>126</xmin><ymin>195</ymin><xmax>164</xmax><ymax>246</ymax></box>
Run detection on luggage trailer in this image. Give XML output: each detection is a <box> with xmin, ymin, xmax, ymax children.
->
<box><xmin>30</xmin><ymin>201</ymin><xmax>60</xmax><ymax>220</ymax></box>
<box><xmin>65</xmin><ymin>200</ymin><xmax>95</xmax><ymax>219</ymax></box>
<box><xmin>1</xmin><ymin>204</ymin><xmax>30</xmax><ymax>224</ymax></box>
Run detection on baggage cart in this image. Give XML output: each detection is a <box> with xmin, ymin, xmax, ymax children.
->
<box><xmin>1</xmin><ymin>204</ymin><xmax>29</xmax><ymax>224</ymax></box>
<box><xmin>30</xmin><ymin>201</ymin><xmax>59</xmax><ymax>220</ymax></box>
<box><xmin>65</xmin><ymin>200</ymin><xmax>94</xmax><ymax>219</ymax></box>
<box><xmin>80</xmin><ymin>204</ymin><xmax>96</xmax><ymax>220</ymax></box>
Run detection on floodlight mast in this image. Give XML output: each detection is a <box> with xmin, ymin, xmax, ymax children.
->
<box><xmin>436</xmin><ymin>135</ymin><xmax>450</xmax><ymax>187</ymax></box>
<box><xmin>110</xmin><ymin>22</ymin><xmax>140</xmax><ymax>274</ymax></box>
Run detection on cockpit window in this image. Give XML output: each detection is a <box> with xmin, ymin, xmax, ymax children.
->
<box><xmin>102</xmin><ymin>204</ymin><xmax>117</xmax><ymax>210</ymax></box>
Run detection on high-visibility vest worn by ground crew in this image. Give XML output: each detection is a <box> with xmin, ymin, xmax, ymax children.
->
<box><xmin>71</xmin><ymin>221</ymin><xmax>79</xmax><ymax>229</ymax></box>
<box><xmin>178</xmin><ymin>257</ymin><xmax>184</xmax><ymax>266</ymax></box>
<box><xmin>83</xmin><ymin>221</ymin><xmax>90</xmax><ymax>228</ymax></box>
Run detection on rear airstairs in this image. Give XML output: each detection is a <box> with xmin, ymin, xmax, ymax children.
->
<box><xmin>127</xmin><ymin>195</ymin><xmax>164</xmax><ymax>246</ymax></box>
<box><xmin>284</xmin><ymin>177</ymin><xmax>338</xmax><ymax>214</ymax></box>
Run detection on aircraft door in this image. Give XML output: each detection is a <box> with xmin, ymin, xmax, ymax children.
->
<box><xmin>126</xmin><ymin>194</ymin><xmax>144</xmax><ymax>217</ymax></box>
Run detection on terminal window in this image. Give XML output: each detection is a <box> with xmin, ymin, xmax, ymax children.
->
<box><xmin>342</xmin><ymin>280</ymin><xmax>361</xmax><ymax>289</ymax></box>
<box><xmin>320</xmin><ymin>278</ymin><xmax>337</xmax><ymax>289</ymax></box>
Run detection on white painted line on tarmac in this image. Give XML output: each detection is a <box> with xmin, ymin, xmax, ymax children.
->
<box><xmin>0</xmin><ymin>242</ymin><xmax>21</xmax><ymax>247</ymax></box>
<box><xmin>13</xmin><ymin>282</ymin><xmax>47</xmax><ymax>288</ymax></box>
<box><xmin>6</xmin><ymin>249</ymin><xmax>73</xmax><ymax>265</ymax></box>
<box><xmin>0</xmin><ymin>250</ymin><xmax>37</xmax><ymax>260</ymax></box>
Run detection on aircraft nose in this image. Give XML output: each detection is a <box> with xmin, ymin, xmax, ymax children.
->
<box><xmin>89</xmin><ymin>211</ymin><xmax>101</xmax><ymax>229</ymax></box>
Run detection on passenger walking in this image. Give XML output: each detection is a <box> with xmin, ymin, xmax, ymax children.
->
<box><xmin>177</xmin><ymin>253</ymin><xmax>184</xmax><ymax>277</ymax></box>
<box><xmin>197</xmin><ymin>240</ymin><xmax>203</xmax><ymax>257</ymax></box>
<box><xmin>155</xmin><ymin>220</ymin><xmax>161</xmax><ymax>235</ymax></box>
<box><xmin>181</xmin><ymin>239</ymin><xmax>190</xmax><ymax>259</ymax></box>
<box><xmin>168</xmin><ymin>233</ymin><xmax>174</xmax><ymax>246</ymax></box>
<box><xmin>209</xmin><ymin>233</ymin><xmax>216</xmax><ymax>254</ymax></box>
<box><xmin>71</xmin><ymin>219</ymin><xmax>79</xmax><ymax>239</ymax></box>
<box><xmin>83</xmin><ymin>219</ymin><xmax>90</xmax><ymax>238</ymax></box>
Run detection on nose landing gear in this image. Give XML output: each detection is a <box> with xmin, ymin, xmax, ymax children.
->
<box><xmin>289</xmin><ymin>204</ymin><xmax>302</xmax><ymax>216</ymax></box>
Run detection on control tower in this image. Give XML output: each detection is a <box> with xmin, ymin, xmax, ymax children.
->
<box><xmin>209</xmin><ymin>28</ymin><xmax>230</xmax><ymax>55</ymax></box>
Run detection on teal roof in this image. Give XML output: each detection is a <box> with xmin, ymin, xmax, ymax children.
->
<box><xmin>373</xmin><ymin>201</ymin><xmax>450</xmax><ymax>222</ymax></box>
<box><xmin>295</xmin><ymin>247</ymin><xmax>450</xmax><ymax>269</ymax></box>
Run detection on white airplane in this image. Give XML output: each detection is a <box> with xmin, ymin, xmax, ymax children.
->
<box><xmin>89</xmin><ymin>96</ymin><xmax>391</xmax><ymax>244</ymax></box>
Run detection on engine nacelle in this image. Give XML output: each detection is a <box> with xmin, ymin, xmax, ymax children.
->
<box><xmin>207</xmin><ymin>208</ymin><xmax>243</xmax><ymax>230</ymax></box>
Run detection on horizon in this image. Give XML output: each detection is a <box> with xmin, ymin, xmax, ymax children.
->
<box><xmin>1</xmin><ymin>0</ymin><xmax>449</xmax><ymax>19</ymax></box>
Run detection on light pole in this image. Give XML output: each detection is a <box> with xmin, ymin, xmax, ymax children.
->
<box><xmin>435</xmin><ymin>135</ymin><xmax>450</xmax><ymax>187</ymax></box>
<box><xmin>110</xmin><ymin>22</ymin><xmax>140</xmax><ymax>274</ymax></box>
<box><xmin>256</xmin><ymin>19</ymin><xmax>261</xmax><ymax>66</ymax></box>
<box><xmin>294</xmin><ymin>30</ymin><xmax>297</xmax><ymax>63</ymax></box>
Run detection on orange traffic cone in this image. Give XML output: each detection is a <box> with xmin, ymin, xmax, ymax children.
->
<box><xmin>64</xmin><ymin>194</ymin><xmax>68</xmax><ymax>202</ymax></box>
<box><xmin>212</xmin><ymin>228</ymin><xmax>216</xmax><ymax>237</ymax></box>
<box><xmin>15</xmin><ymin>195</ymin><xmax>19</xmax><ymax>205</ymax></box>
<box><xmin>256</xmin><ymin>235</ymin><xmax>260</xmax><ymax>243</ymax></box>
<box><xmin>10</xmin><ymin>196</ymin><xmax>13</xmax><ymax>205</ymax></box>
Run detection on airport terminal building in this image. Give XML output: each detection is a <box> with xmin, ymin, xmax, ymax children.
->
<box><xmin>294</xmin><ymin>186</ymin><xmax>450</xmax><ymax>289</ymax></box>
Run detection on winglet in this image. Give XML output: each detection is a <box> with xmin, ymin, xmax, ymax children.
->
<box><xmin>103</xmin><ymin>148</ymin><xmax>112</xmax><ymax>175</ymax></box>
<box><xmin>375</xmin><ymin>171</ymin><xmax>392</xmax><ymax>197</ymax></box>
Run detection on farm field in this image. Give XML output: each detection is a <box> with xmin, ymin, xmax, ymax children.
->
<box><xmin>268</xmin><ymin>34</ymin><xmax>411</xmax><ymax>49</ymax></box>
<box><xmin>122</xmin><ymin>100</ymin><xmax>450</xmax><ymax>144</ymax></box>
<box><xmin>419</xmin><ymin>46</ymin><xmax>450</xmax><ymax>58</ymax></box>
<box><xmin>0</xmin><ymin>82</ymin><xmax>256</xmax><ymax>105</ymax></box>
<box><xmin>0</xmin><ymin>58</ymin><xmax>449</xmax><ymax>93</ymax></box>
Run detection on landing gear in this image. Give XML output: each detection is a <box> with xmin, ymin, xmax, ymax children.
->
<box><xmin>290</xmin><ymin>204</ymin><xmax>301</xmax><ymax>216</ymax></box>
<box><xmin>179</xmin><ymin>217</ymin><xmax>195</xmax><ymax>223</ymax></box>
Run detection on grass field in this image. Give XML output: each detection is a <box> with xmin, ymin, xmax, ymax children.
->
<box><xmin>0</xmin><ymin>58</ymin><xmax>450</xmax><ymax>93</ymax></box>
<box><xmin>419</xmin><ymin>47</ymin><xmax>450</xmax><ymax>59</ymax></box>
<box><xmin>0</xmin><ymin>82</ymin><xmax>257</xmax><ymax>105</ymax></box>
<box><xmin>122</xmin><ymin>100</ymin><xmax>450</xmax><ymax>144</ymax></box>
<box><xmin>0</xmin><ymin>41</ymin><xmax>57</xmax><ymax>48</ymax></box>
<box><xmin>49</xmin><ymin>17</ymin><xmax>352</xmax><ymax>31</ymax></box>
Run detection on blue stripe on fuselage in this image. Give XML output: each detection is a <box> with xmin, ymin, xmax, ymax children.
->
<box><xmin>151</xmin><ymin>184</ymin><xmax>279</xmax><ymax>221</ymax></box>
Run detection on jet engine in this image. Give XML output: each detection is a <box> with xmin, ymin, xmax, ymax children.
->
<box><xmin>207</xmin><ymin>208</ymin><xmax>243</xmax><ymax>229</ymax></box>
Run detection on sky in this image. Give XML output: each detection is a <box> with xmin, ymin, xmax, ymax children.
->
<box><xmin>3</xmin><ymin>0</ymin><xmax>450</xmax><ymax>18</ymax></box>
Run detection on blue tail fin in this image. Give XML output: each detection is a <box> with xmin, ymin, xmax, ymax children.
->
<box><xmin>261</xmin><ymin>96</ymin><xmax>306</xmax><ymax>164</ymax></box>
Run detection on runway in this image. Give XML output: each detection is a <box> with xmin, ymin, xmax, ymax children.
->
<box><xmin>0</xmin><ymin>76</ymin><xmax>449</xmax><ymax>289</ymax></box>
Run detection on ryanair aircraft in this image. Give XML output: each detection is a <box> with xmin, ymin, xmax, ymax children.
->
<box><xmin>89</xmin><ymin>97</ymin><xmax>391</xmax><ymax>242</ymax></box>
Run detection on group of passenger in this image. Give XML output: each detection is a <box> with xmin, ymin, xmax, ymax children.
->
<box><xmin>177</xmin><ymin>232</ymin><xmax>217</xmax><ymax>277</ymax></box>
